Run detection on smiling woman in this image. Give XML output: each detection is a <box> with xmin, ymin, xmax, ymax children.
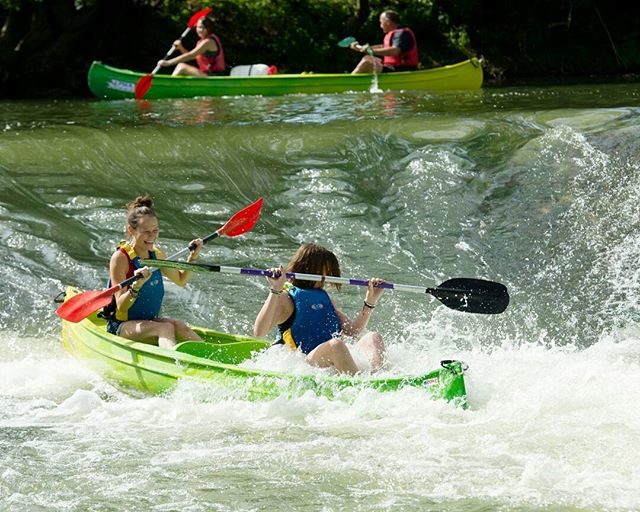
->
<box><xmin>101</xmin><ymin>194</ymin><xmax>205</xmax><ymax>348</ymax></box>
<box><xmin>156</xmin><ymin>14</ymin><xmax>226</xmax><ymax>77</ymax></box>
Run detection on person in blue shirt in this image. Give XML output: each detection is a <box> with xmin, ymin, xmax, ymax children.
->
<box><xmin>253</xmin><ymin>243</ymin><xmax>386</xmax><ymax>374</ymax></box>
<box><xmin>104</xmin><ymin>194</ymin><xmax>203</xmax><ymax>349</ymax></box>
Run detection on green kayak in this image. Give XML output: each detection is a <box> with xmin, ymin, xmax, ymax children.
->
<box><xmin>87</xmin><ymin>59</ymin><xmax>483</xmax><ymax>100</ymax></box>
<box><xmin>60</xmin><ymin>287</ymin><xmax>467</xmax><ymax>405</ymax></box>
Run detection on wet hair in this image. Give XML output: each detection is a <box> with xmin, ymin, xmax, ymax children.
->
<box><xmin>199</xmin><ymin>16</ymin><xmax>216</xmax><ymax>34</ymax></box>
<box><xmin>382</xmin><ymin>10</ymin><xmax>401</xmax><ymax>25</ymax></box>
<box><xmin>286</xmin><ymin>243</ymin><xmax>341</xmax><ymax>290</ymax></box>
<box><xmin>125</xmin><ymin>194</ymin><xmax>156</xmax><ymax>230</ymax></box>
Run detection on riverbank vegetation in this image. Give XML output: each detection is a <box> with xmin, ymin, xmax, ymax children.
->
<box><xmin>1</xmin><ymin>0</ymin><xmax>638</xmax><ymax>97</ymax></box>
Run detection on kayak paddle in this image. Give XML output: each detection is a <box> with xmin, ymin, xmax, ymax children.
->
<box><xmin>134</xmin><ymin>7</ymin><xmax>213</xmax><ymax>100</ymax></box>
<box><xmin>56</xmin><ymin>197</ymin><xmax>264</xmax><ymax>323</ymax></box>
<box><xmin>139</xmin><ymin>260</ymin><xmax>510</xmax><ymax>315</ymax></box>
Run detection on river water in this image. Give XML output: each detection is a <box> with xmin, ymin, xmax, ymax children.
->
<box><xmin>1</xmin><ymin>84</ymin><xmax>639</xmax><ymax>511</ymax></box>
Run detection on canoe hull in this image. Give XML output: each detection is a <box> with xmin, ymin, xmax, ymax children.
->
<box><xmin>60</xmin><ymin>287</ymin><xmax>467</xmax><ymax>404</ymax></box>
<box><xmin>87</xmin><ymin>59</ymin><xmax>483</xmax><ymax>100</ymax></box>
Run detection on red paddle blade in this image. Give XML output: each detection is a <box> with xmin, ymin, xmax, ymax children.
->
<box><xmin>188</xmin><ymin>7</ymin><xmax>213</xmax><ymax>28</ymax></box>
<box><xmin>218</xmin><ymin>197</ymin><xmax>264</xmax><ymax>237</ymax></box>
<box><xmin>134</xmin><ymin>74</ymin><xmax>154</xmax><ymax>100</ymax></box>
<box><xmin>56</xmin><ymin>286</ymin><xmax>117</xmax><ymax>323</ymax></box>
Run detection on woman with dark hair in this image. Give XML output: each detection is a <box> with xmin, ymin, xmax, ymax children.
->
<box><xmin>253</xmin><ymin>243</ymin><xmax>386</xmax><ymax>374</ymax></box>
<box><xmin>157</xmin><ymin>15</ymin><xmax>226</xmax><ymax>76</ymax></box>
<box><xmin>103</xmin><ymin>194</ymin><xmax>203</xmax><ymax>348</ymax></box>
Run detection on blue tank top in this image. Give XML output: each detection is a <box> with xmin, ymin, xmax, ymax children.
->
<box><xmin>278</xmin><ymin>286</ymin><xmax>341</xmax><ymax>354</ymax></box>
<box><xmin>113</xmin><ymin>242</ymin><xmax>165</xmax><ymax>321</ymax></box>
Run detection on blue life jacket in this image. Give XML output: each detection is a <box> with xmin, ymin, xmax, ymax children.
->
<box><xmin>278</xmin><ymin>286</ymin><xmax>341</xmax><ymax>354</ymax></box>
<box><xmin>111</xmin><ymin>241</ymin><xmax>165</xmax><ymax>321</ymax></box>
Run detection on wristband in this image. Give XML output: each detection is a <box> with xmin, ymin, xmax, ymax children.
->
<box><xmin>363</xmin><ymin>300</ymin><xmax>376</xmax><ymax>309</ymax></box>
<box><xmin>270</xmin><ymin>288</ymin><xmax>284</xmax><ymax>295</ymax></box>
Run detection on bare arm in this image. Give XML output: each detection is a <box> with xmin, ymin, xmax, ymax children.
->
<box><xmin>161</xmin><ymin>238</ymin><xmax>203</xmax><ymax>287</ymax></box>
<box><xmin>159</xmin><ymin>39</ymin><xmax>218</xmax><ymax>67</ymax></box>
<box><xmin>109</xmin><ymin>251</ymin><xmax>150</xmax><ymax>313</ymax></box>
<box><xmin>369</xmin><ymin>45</ymin><xmax>401</xmax><ymax>57</ymax></box>
<box><xmin>253</xmin><ymin>266</ymin><xmax>294</xmax><ymax>337</ymax></box>
<box><xmin>350</xmin><ymin>42</ymin><xmax>398</xmax><ymax>56</ymax></box>
<box><xmin>339</xmin><ymin>278</ymin><xmax>385</xmax><ymax>337</ymax></box>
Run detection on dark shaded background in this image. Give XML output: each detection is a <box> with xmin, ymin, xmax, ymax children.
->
<box><xmin>1</xmin><ymin>0</ymin><xmax>638</xmax><ymax>98</ymax></box>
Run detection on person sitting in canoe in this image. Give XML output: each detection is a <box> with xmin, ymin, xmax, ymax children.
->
<box><xmin>102</xmin><ymin>194</ymin><xmax>203</xmax><ymax>348</ymax></box>
<box><xmin>349</xmin><ymin>10</ymin><xmax>419</xmax><ymax>74</ymax></box>
<box><xmin>157</xmin><ymin>15</ymin><xmax>226</xmax><ymax>76</ymax></box>
<box><xmin>253</xmin><ymin>243</ymin><xmax>386</xmax><ymax>375</ymax></box>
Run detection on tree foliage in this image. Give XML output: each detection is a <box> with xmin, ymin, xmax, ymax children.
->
<box><xmin>1</xmin><ymin>0</ymin><xmax>639</xmax><ymax>97</ymax></box>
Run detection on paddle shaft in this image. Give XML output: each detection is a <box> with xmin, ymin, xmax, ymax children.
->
<box><xmin>112</xmin><ymin>235</ymin><xmax>208</xmax><ymax>291</ymax></box>
<box><xmin>227</xmin><ymin>267</ymin><xmax>432</xmax><ymax>294</ymax></box>
<box><xmin>120</xmin><ymin>231</ymin><xmax>223</xmax><ymax>284</ymax></box>
<box><xmin>138</xmin><ymin>259</ymin><xmax>509</xmax><ymax>315</ymax></box>
<box><xmin>56</xmin><ymin>197</ymin><xmax>264</xmax><ymax>322</ymax></box>
<box><xmin>140</xmin><ymin>260</ymin><xmax>498</xmax><ymax>297</ymax></box>
<box><xmin>104</xmin><ymin>196</ymin><xmax>261</xmax><ymax>288</ymax></box>
<box><xmin>56</xmin><ymin>233</ymin><xmax>228</xmax><ymax>321</ymax></box>
<box><xmin>149</xmin><ymin>26</ymin><xmax>192</xmax><ymax>75</ymax></box>
<box><xmin>132</xmin><ymin>194</ymin><xmax>263</xmax><ymax>282</ymax></box>
<box><xmin>126</xmin><ymin>222</ymin><xmax>239</xmax><ymax>286</ymax></box>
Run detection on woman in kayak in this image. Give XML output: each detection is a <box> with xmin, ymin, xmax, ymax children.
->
<box><xmin>103</xmin><ymin>194</ymin><xmax>203</xmax><ymax>348</ymax></box>
<box><xmin>157</xmin><ymin>15</ymin><xmax>226</xmax><ymax>76</ymax></box>
<box><xmin>253</xmin><ymin>243</ymin><xmax>386</xmax><ymax>374</ymax></box>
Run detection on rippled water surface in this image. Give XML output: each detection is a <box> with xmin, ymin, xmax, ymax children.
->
<box><xmin>2</xmin><ymin>83</ymin><xmax>640</xmax><ymax>511</ymax></box>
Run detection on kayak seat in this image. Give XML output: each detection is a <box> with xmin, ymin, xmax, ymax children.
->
<box><xmin>175</xmin><ymin>340</ymin><xmax>269</xmax><ymax>364</ymax></box>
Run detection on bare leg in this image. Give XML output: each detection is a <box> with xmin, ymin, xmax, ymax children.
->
<box><xmin>306</xmin><ymin>338</ymin><xmax>359</xmax><ymax>375</ymax></box>
<box><xmin>172</xmin><ymin>63</ymin><xmax>206</xmax><ymax>77</ymax></box>
<box><xmin>156</xmin><ymin>318</ymin><xmax>202</xmax><ymax>342</ymax></box>
<box><xmin>355</xmin><ymin>332</ymin><xmax>385</xmax><ymax>371</ymax></box>
<box><xmin>119</xmin><ymin>319</ymin><xmax>176</xmax><ymax>348</ymax></box>
<box><xmin>351</xmin><ymin>56</ymin><xmax>383</xmax><ymax>74</ymax></box>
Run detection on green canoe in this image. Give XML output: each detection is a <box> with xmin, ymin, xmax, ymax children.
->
<box><xmin>60</xmin><ymin>287</ymin><xmax>467</xmax><ymax>404</ymax></box>
<box><xmin>87</xmin><ymin>59</ymin><xmax>483</xmax><ymax>100</ymax></box>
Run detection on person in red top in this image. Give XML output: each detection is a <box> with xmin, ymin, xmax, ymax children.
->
<box><xmin>157</xmin><ymin>15</ymin><xmax>226</xmax><ymax>76</ymax></box>
<box><xmin>350</xmin><ymin>10</ymin><xmax>419</xmax><ymax>74</ymax></box>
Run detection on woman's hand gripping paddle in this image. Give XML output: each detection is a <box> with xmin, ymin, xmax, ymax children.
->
<box><xmin>56</xmin><ymin>197</ymin><xmax>264</xmax><ymax>323</ymax></box>
<box><xmin>134</xmin><ymin>7</ymin><xmax>213</xmax><ymax>100</ymax></box>
<box><xmin>140</xmin><ymin>260</ymin><xmax>510</xmax><ymax>315</ymax></box>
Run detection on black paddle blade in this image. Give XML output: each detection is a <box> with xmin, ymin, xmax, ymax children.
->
<box><xmin>428</xmin><ymin>278</ymin><xmax>509</xmax><ymax>314</ymax></box>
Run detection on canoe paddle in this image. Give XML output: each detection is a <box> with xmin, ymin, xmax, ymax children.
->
<box><xmin>337</xmin><ymin>36</ymin><xmax>357</xmax><ymax>48</ymax></box>
<box><xmin>139</xmin><ymin>260</ymin><xmax>510</xmax><ymax>315</ymax></box>
<box><xmin>337</xmin><ymin>36</ymin><xmax>374</xmax><ymax>56</ymax></box>
<box><xmin>56</xmin><ymin>197</ymin><xmax>264</xmax><ymax>323</ymax></box>
<box><xmin>134</xmin><ymin>7</ymin><xmax>213</xmax><ymax>100</ymax></box>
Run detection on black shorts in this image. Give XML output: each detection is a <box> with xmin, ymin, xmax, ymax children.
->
<box><xmin>106</xmin><ymin>319</ymin><xmax>124</xmax><ymax>335</ymax></box>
